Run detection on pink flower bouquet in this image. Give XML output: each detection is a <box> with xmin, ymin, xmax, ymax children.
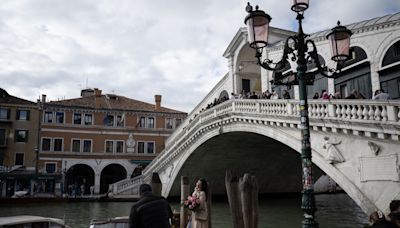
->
<box><xmin>184</xmin><ymin>195</ymin><xmax>200</xmax><ymax>211</ymax></box>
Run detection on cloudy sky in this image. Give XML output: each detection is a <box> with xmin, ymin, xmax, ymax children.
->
<box><xmin>1</xmin><ymin>0</ymin><xmax>399</xmax><ymax>112</ymax></box>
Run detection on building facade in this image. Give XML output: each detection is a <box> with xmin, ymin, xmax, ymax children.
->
<box><xmin>0</xmin><ymin>88</ymin><xmax>42</xmax><ymax>197</ymax></box>
<box><xmin>38</xmin><ymin>88</ymin><xmax>186</xmax><ymax>195</ymax></box>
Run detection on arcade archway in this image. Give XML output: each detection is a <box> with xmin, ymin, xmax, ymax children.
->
<box><xmin>65</xmin><ymin>164</ymin><xmax>94</xmax><ymax>195</ymax></box>
<box><xmin>100</xmin><ymin>164</ymin><xmax>127</xmax><ymax>194</ymax></box>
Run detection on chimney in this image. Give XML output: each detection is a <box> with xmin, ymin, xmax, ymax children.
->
<box><xmin>41</xmin><ymin>94</ymin><xmax>46</xmax><ymax>103</ymax></box>
<box><xmin>94</xmin><ymin>88</ymin><xmax>102</xmax><ymax>97</ymax></box>
<box><xmin>81</xmin><ymin>88</ymin><xmax>95</xmax><ymax>97</ymax></box>
<box><xmin>94</xmin><ymin>88</ymin><xmax>102</xmax><ymax>108</ymax></box>
<box><xmin>155</xmin><ymin>95</ymin><xmax>162</xmax><ymax>111</ymax></box>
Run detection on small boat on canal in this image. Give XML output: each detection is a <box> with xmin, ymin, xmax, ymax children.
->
<box><xmin>0</xmin><ymin>215</ymin><xmax>70</xmax><ymax>228</ymax></box>
<box><xmin>89</xmin><ymin>212</ymin><xmax>181</xmax><ymax>228</ymax></box>
<box><xmin>89</xmin><ymin>216</ymin><xmax>129</xmax><ymax>228</ymax></box>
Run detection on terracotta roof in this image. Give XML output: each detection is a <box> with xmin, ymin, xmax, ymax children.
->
<box><xmin>0</xmin><ymin>88</ymin><xmax>36</xmax><ymax>106</ymax></box>
<box><xmin>48</xmin><ymin>94</ymin><xmax>187</xmax><ymax>114</ymax></box>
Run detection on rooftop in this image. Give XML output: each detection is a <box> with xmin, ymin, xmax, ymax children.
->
<box><xmin>0</xmin><ymin>88</ymin><xmax>36</xmax><ymax>106</ymax></box>
<box><xmin>48</xmin><ymin>89</ymin><xmax>186</xmax><ymax>115</ymax></box>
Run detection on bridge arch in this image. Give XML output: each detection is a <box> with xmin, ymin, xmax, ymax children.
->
<box><xmin>162</xmin><ymin>120</ymin><xmax>376</xmax><ymax>215</ymax></box>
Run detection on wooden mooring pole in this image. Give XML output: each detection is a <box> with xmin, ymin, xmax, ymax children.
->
<box><xmin>207</xmin><ymin>184</ymin><xmax>212</xmax><ymax>228</ymax></box>
<box><xmin>180</xmin><ymin>176</ymin><xmax>189</xmax><ymax>228</ymax></box>
<box><xmin>151</xmin><ymin>172</ymin><xmax>162</xmax><ymax>196</ymax></box>
<box><xmin>225</xmin><ymin>170</ymin><xmax>244</xmax><ymax>228</ymax></box>
<box><xmin>239</xmin><ymin>173</ymin><xmax>258</xmax><ymax>228</ymax></box>
<box><xmin>225</xmin><ymin>171</ymin><xmax>259</xmax><ymax>228</ymax></box>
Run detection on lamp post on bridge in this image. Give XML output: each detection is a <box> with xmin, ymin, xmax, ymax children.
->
<box><xmin>244</xmin><ymin>1</ymin><xmax>352</xmax><ymax>227</ymax></box>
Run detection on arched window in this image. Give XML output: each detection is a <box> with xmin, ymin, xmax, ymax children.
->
<box><xmin>338</xmin><ymin>46</ymin><xmax>368</xmax><ymax>69</ymax></box>
<box><xmin>334</xmin><ymin>46</ymin><xmax>372</xmax><ymax>99</ymax></box>
<box><xmin>380</xmin><ymin>40</ymin><xmax>400</xmax><ymax>99</ymax></box>
<box><xmin>382</xmin><ymin>40</ymin><xmax>400</xmax><ymax>67</ymax></box>
<box><xmin>219</xmin><ymin>90</ymin><xmax>229</xmax><ymax>100</ymax></box>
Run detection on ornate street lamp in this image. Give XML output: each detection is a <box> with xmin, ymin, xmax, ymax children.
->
<box><xmin>244</xmin><ymin>2</ymin><xmax>352</xmax><ymax>228</ymax></box>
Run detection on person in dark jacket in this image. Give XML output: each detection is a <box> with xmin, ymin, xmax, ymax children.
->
<box><xmin>129</xmin><ymin>184</ymin><xmax>173</xmax><ymax>228</ymax></box>
<box><xmin>369</xmin><ymin>210</ymin><xmax>396</xmax><ymax>228</ymax></box>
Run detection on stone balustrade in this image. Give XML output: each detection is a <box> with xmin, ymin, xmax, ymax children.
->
<box><xmin>112</xmin><ymin>175</ymin><xmax>143</xmax><ymax>195</ymax></box>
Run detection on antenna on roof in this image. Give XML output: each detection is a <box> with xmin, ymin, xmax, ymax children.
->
<box><xmin>86</xmin><ymin>78</ymin><xmax>89</xmax><ymax>89</ymax></box>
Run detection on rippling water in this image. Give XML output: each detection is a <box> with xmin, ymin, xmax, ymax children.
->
<box><xmin>0</xmin><ymin>193</ymin><xmax>368</xmax><ymax>227</ymax></box>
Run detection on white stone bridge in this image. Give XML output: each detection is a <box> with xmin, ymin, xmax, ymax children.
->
<box><xmin>110</xmin><ymin>13</ymin><xmax>400</xmax><ymax>216</ymax></box>
<box><xmin>112</xmin><ymin>98</ymin><xmax>400</xmax><ymax>215</ymax></box>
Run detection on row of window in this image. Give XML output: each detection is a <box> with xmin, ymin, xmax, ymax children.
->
<box><xmin>0</xmin><ymin>108</ymin><xmax>30</xmax><ymax>121</ymax></box>
<box><xmin>1</xmin><ymin>108</ymin><xmax>182</xmax><ymax>129</ymax></box>
<box><xmin>0</xmin><ymin>128</ymin><xmax>159</xmax><ymax>153</ymax></box>
<box><xmin>0</xmin><ymin>129</ymin><xmax>30</xmax><ymax>143</ymax></box>
<box><xmin>11</xmin><ymin>152</ymin><xmax>55</xmax><ymax>172</ymax></box>
<box><xmin>41</xmin><ymin>138</ymin><xmax>155</xmax><ymax>154</ymax></box>
<box><xmin>44</xmin><ymin>111</ymin><xmax>182</xmax><ymax>129</ymax></box>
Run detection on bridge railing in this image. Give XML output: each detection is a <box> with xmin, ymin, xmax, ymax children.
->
<box><xmin>111</xmin><ymin>175</ymin><xmax>143</xmax><ymax>195</ymax></box>
<box><xmin>307</xmin><ymin>100</ymin><xmax>400</xmax><ymax>122</ymax></box>
<box><xmin>143</xmin><ymin>99</ymin><xmax>400</xmax><ymax>181</ymax></box>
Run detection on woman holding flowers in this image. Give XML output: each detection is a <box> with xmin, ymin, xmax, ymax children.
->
<box><xmin>187</xmin><ymin>178</ymin><xmax>208</xmax><ymax>228</ymax></box>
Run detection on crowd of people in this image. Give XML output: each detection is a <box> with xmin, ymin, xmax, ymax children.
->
<box><xmin>200</xmin><ymin>88</ymin><xmax>391</xmax><ymax>114</ymax></box>
<box><xmin>185</xmin><ymin>88</ymin><xmax>392</xmax><ymax>126</ymax></box>
<box><xmin>312</xmin><ymin>88</ymin><xmax>391</xmax><ymax>100</ymax></box>
<box><xmin>228</xmin><ymin>88</ymin><xmax>391</xmax><ymax>102</ymax></box>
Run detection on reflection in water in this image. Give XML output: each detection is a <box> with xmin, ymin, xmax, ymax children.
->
<box><xmin>0</xmin><ymin>194</ymin><xmax>367</xmax><ymax>228</ymax></box>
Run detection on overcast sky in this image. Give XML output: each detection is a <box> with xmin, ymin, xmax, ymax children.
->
<box><xmin>1</xmin><ymin>0</ymin><xmax>399</xmax><ymax>113</ymax></box>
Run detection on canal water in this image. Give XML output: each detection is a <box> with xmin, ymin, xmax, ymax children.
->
<box><xmin>0</xmin><ymin>193</ymin><xmax>368</xmax><ymax>227</ymax></box>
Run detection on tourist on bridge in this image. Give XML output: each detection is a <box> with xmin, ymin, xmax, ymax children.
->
<box><xmin>372</xmin><ymin>89</ymin><xmax>391</xmax><ymax>100</ymax></box>
<box><xmin>187</xmin><ymin>178</ymin><xmax>209</xmax><ymax>228</ymax></box>
<box><xmin>129</xmin><ymin>184</ymin><xmax>173</xmax><ymax>228</ymax></box>
<box><xmin>283</xmin><ymin>90</ymin><xmax>291</xmax><ymax>99</ymax></box>
<box><xmin>270</xmin><ymin>90</ymin><xmax>279</xmax><ymax>99</ymax></box>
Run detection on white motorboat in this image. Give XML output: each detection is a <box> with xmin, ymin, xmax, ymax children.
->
<box><xmin>0</xmin><ymin>215</ymin><xmax>70</xmax><ymax>227</ymax></box>
<box><xmin>89</xmin><ymin>216</ymin><xmax>129</xmax><ymax>228</ymax></box>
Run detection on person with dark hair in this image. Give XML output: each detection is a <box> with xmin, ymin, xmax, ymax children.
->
<box><xmin>283</xmin><ymin>90</ymin><xmax>291</xmax><ymax>99</ymax></box>
<box><xmin>129</xmin><ymin>184</ymin><xmax>173</xmax><ymax>228</ymax></box>
<box><xmin>388</xmin><ymin>200</ymin><xmax>400</xmax><ymax>227</ymax></box>
<box><xmin>346</xmin><ymin>89</ymin><xmax>366</xmax><ymax>99</ymax></box>
<box><xmin>369</xmin><ymin>210</ymin><xmax>396</xmax><ymax>228</ymax></box>
<box><xmin>320</xmin><ymin>90</ymin><xmax>327</xmax><ymax>99</ymax></box>
<box><xmin>189</xmin><ymin>178</ymin><xmax>209</xmax><ymax>228</ymax></box>
<box><xmin>373</xmin><ymin>89</ymin><xmax>390</xmax><ymax>100</ymax></box>
<box><xmin>390</xmin><ymin>200</ymin><xmax>400</xmax><ymax>213</ymax></box>
<box><xmin>250</xmin><ymin>92</ymin><xmax>258</xmax><ymax>99</ymax></box>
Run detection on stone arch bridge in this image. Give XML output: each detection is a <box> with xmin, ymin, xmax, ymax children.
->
<box><xmin>111</xmin><ymin>99</ymin><xmax>400</xmax><ymax>215</ymax></box>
